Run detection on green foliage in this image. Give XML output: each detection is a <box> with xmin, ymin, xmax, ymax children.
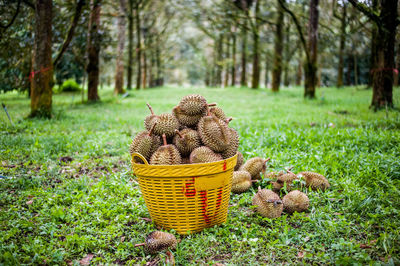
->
<box><xmin>0</xmin><ymin>86</ymin><xmax>399</xmax><ymax>264</ymax></box>
<box><xmin>58</xmin><ymin>79</ymin><xmax>82</xmax><ymax>93</ymax></box>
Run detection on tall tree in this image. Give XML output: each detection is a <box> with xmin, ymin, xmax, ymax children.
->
<box><xmin>127</xmin><ymin>0</ymin><xmax>134</xmax><ymax>90</ymax></box>
<box><xmin>86</xmin><ymin>0</ymin><xmax>101</xmax><ymax>101</ymax></box>
<box><xmin>30</xmin><ymin>0</ymin><xmax>53</xmax><ymax>117</ymax></box>
<box><xmin>135</xmin><ymin>1</ymin><xmax>142</xmax><ymax>90</ymax></box>
<box><xmin>279</xmin><ymin>0</ymin><xmax>319</xmax><ymax>98</ymax></box>
<box><xmin>114</xmin><ymin>0</ymin><xmax>127</xmax><ymax>95</ymax></box>
<box><xmin>333</xmin><ymin>1</ymin><xmax>348</xmax><ymax>88</ymax></box>
<box><xmin>231</xmin><ymin>28</ymin><xmax>237</xmax><ymax>86</ymax></box>
<box><xmin>349</xmin><ymin>0</ymin><xmax>399</xmax><ymax>109</ymax></box>
<box><xmin>240</xmin><ymin>22</ymin><xmax>247</xmax><ymax>87</ymax></box>
<box><xmin>272</xmin><ymin>0</ymin><xmax>284</xmax><ymax>92</ymax></box>
<box><xmin>251</xmin><ymin>0</ymin><xmax>260</xmax><ymax>89</ymax></box>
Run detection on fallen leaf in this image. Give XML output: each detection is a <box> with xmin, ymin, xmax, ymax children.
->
<box><xmin>121</xmin><ymin>236</ymin><xmax>125</xmax><ymax>242</ymax></box>
<box><xmin>370</xmin><ymin>239</ymin><xmax>377</xmax><ymax>245</ymax></box>
<box><xmin>79</xmin><ymin>254</ymin><xmax>94</xmax><ymax>265</ymax></box>
<box><xmin>334</xmin><ymin>213</ymin><xmax>342</xmax><ymax>215</ymax></box>
<box><xmin>26</xmin><ymin>200</ymin><xmax>34</xmax><ymax>205</ymax></box>
<box><xmin>141</xmin><ymin>217</ymin><xmax>152</xmax><ymax>222</ymax></box>
<box><xmin>297</xmin><ymin>251</ymin><xmax>305</xmax><ymax>258</ymax></box>
<box><xmin>360</xmin><ymin>244</ymin><xmax>371</xmax><ymax>249</ymax></box>
<box><xmin>59</xmin><ymin>156</ymin><xmax>74</xmax><ymax>163</ymax></box>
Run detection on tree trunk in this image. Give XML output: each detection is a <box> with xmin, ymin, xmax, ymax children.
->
<box><xmin>336</xmin><ymin>3</ymin><xmax>346</xmax><ymax>88</ymax></box>
<box><xmin>114</xmin><ymin>0</ymin><xmax>127</xmax><ymax>95</ymax></box>
<box><xmin>304</xmin><ymin>0</ymin><xmax>319</xmax><ymax>98</ymax></box>
<box><xmin>224</xmin><ymin>36</ymin><xmax>230</xmax><ymax>87</ymax></box>
<box><xmin>142</xmin><ymin>46</ymin><xmax>147</xmax><ymax>89</ymax></box>
<box><xmin>346</xmin><ymin>54</ymin><xmax>353</xmax><ymax>85</ymax></box>
<box><xmin>251</xmin><ymin>0</ymin><xmax>260</xmax><ymax>89</ymax></box>
<box><xmin>367</xmin><ymin>0</ymin><xmax>378</xmax><ymax>88</ymax></box>
<box><xmin>283</xmin><ymin>23</ymin><xmax>290</xmax><ymax>87</ymax></box>
<box><xmin>155</xmin><ymin>38</ymin><xmax>162</xmax><ymax>86</ymax></box>
<box><xmin>127</xmin><ymin>0</ymin><xmax>134</xmax><ymax>90</ymax></box>
<box><xmin>231</xmin><ymin>29</ymin><xmax>236</xmax><ymax>86</ymax></box>
<box><xmin>296</xmin><ymin>58</ymin><xmax>302</xmax><ymax>86</ymax></box>
<box><xmin>215</xmin><ymin>33</ymin><xmax>223</xmax><ymax>87</ymax></box>
<box><xmin>30</xmin><ymin>0</ymin><xmax>53</xmax><ymax>118</ymax></box>
<box><xmin>135</xmin><ymin>5</ymin><xmax>141</xmax><ymax>90</ymax></box>
<box><xmin>86</xmin><ymin>0</ymin><xmax>101</xmax><ymax>102</ymax></box>
<box><xmin>272</xmin><ymin>0</ymin><xmax>284</xmax><ymax>92</ymax></box>
<box><xmin>264</xmin><ymin>57</ymin><xmax>269</xmax><ymax>88</ymax></box>
<box><xmin>240</xmin><ymin>21</ymin><xmax>247</xmax><ymax>87</ymax></box>
<box><xmin>354</xmin><ymin>52</ymin><xmax>358</xmax><ymax>86</ymax></box>
<box><xmin>394</xmin><ymin>38</ymin><xmax>400</xmax><ymax>87</ymax></box>
<box><xmin>370</xmin><ymin>0</ymin><xmax>397</xmax><ymax>109</ymax></box>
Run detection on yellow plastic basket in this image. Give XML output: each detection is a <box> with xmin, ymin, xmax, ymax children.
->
<box><xmin>131</xmin><ymin>152</ymin><xmax>237</xmax><ymax>235</ymax></box>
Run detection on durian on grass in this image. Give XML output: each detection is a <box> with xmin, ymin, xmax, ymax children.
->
<box><xmin>135</xmin><ymin>231</ymin><xmax>177</xmax><ymax>254</ymax></box>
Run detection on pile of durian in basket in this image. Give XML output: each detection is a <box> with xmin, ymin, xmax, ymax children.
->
<box><xmin>129</xmin><ymin>94</ymin><xmax>241</xmax><ymax>165</ymax></box>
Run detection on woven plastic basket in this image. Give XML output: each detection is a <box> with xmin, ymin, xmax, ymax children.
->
<box><xmin>131</xmin><ymin>152</ymin><xmax>237</xmax><ymax>235</ymax></box>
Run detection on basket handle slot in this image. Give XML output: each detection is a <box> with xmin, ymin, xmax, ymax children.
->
<box><xmin>132</xmin><ymin>153</ymin><xmax>149</xmax><ymax>165</ymax></box>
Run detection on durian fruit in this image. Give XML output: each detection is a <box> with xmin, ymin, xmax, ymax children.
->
<box><xmin>153</xmin><ymin>113</ymin><xmax>180</xmax><ymax>138</ymax></box>
<box><xmin>221</xmin><ymin>128</ymin><xmax>239</xmax><ymax>159</ymax></box>
<box><xmin>271</xmin><ymin>172</ymin><xmax>298</xmax><ymax>193</ymax></box>
<box><xmin>282</xmin><ymin>190</ymin><xmax>309</xmax><ymax>214</ymax></box>
<box><xmin>150</xmin><ymin>134</ymin><xmax>182</xmax><ymax>165</ymax></box>
<box><xmin>197</xmin><ymin>109</ymin><xmax>231</xmax><ymax>152</ymax></box>
<box><xmin>145</xmin><ymin>103</ymin><xmax>179</xmax><ymax>138</ymax></box>
<box><xmin>178</xmin><ymin>94</ymin><xmax>208</xmax><ymax>115</ymax></box>
<box><xmin>252</xmin><ymin>187</ymin><xmax>283</xmax><ymax>218</ymax></box>
<box><xmin>298</xmin><ymin>171</ymin><xmax>330</xmax><ymax>191</ymax></box>
<box><xmin>129</xmin><ymin>123</ymin><xmax>161</xmax><ymax>162</ymax></box>
<box><xmin>231</xmin><ymin>171</ymin><xmax>252</xmax><ymax>193</ymax></box>
<box><xmin>144</xmin><ymin>103</ymin><xmax>158</xmax><ymax>131</ymax></box>
<box><xmin>209</xmin><ymin>106</ymin><xmax>227</xmax><ymax>121</ymax></box>
<box><xmin>173</xmin><ymin>129</ymin><xmax>201</xmax><ymax>157</ymax></box>
<box><xmin>135</xmin><ymin>231</ymin><xmax>177</xmax><ymax>254</ymax></box>
<box><xmin>172</xmin><ymin>105</ymin><xmax>204</xmax><ymax>128</ymax></box>
<box><xmin>240</xmin><ymin>157</ymin><xmax>270</xmax><ymax>180</ymax></box>
<box><xmin>234</xmin><ymin>151</ymin><xmax>244</xmax><ymax>171</ymax></box>
<box><xmin>264</xmin><ymin>171</ymin><xmax>285</xmax><ymax>180</ymax></box>
<box><xmin>190</xmin><ymin>146</ymin><xmax>223</xmax><ymax>164</ymax></box>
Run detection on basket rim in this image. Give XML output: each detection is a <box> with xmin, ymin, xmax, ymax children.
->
<box><xmin>131</xmin><ymin>152</ymin><xmax>238</xmax><ymax>177</ymax></box>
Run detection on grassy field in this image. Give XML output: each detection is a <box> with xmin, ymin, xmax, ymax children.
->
<box><xmin>1</xmin><ymin>86</ymin><xmax>400</xmax><ymax>265</ymax></box>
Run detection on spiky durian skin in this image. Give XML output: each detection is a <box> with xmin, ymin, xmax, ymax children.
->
<box><xmin>231</xmin><ymin>171</ymin><xmax>252</xmax><ymax>193</ymax></box>
<box><xmin>173</xmin><ymin>128</ymin><xmax>201</xmax><ymax>157</ymax></box>
<box><xmin>209</xmin><ymin>107</ymin><xmax>227</xmax><ymax>121</ymax></box>
<box><xmin>234</xmin><ymin>151</ymin><xmax>244</xmax><ymax>171</ymax></box>
<box><xmin>179</xmin><ymin>94</ymin><xmax>207</xmax><ymax>115</ymax></box>
<box><xmin>283</xmin><ymin>190</ymin><xmax>309</xmax><ymax>214</ymax></box>
<box><xmin>172</xmin><ymin>106</ymin><xmax>203</xmax><ymax>128</ymax></box>
<box><xmin>222</xmin><ymin>128</ymin><xmax>239</xmax><ymax>159</ymax></box>
<box><xmin>150</xmin><ymin>145</ymin><xmax>182</xmax><ymax>165</ymax></box>
<box><xmin>299</xmin><ymin>171</ymin><xmax>330</xmax><ymax>191</ymax></box>
<box><xmin>265</xmin><ymin>171</ymin><xmax>285</xmax><ymax>179</ymax></box>
<box><xmin>129</xmin><ymin>131</ymin><xmax>161</xmax><ymax>162</ymax></box>
<box><xmin>271</xmin><ymin>172</ymin><xmax>297</xmax><ymax>192</ymax></box>
<box><xmin>153</xmin><ymin>113</ymin><xmax>179</xmax><ymax>138</ymax></box>
<box><xmin>144</xmin><ymin>114</ymin><xmax>157</xmax><ymax>131</ymax></box>
<box><xmin>144</xmin><ymin>231</ymin><xmax>177</xmax><ymax>254</ymax></box>
<box><xmin>198</xmin><ymin>115</ymin><xmax>231</xmax><ymax>153</ymax></box>
<box><xmin>252</xmin><ymin>189</ymin><xmax>283</xmax><ymax>218</ymax></box>
<box><xmin>240</xmin><ymin>157</ymin><xmax>267</xmax><ymax>180</ymax></box>
<box><xmin>189</xmin><ymin>146</ymin><xmax>223</xmax><ymax>164</ymax></box>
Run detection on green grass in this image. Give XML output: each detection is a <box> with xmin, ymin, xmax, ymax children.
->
<box><xmin>1</xmin><ymin>86</ymin><xmax>400</xmax><ymax>265</ymax></box>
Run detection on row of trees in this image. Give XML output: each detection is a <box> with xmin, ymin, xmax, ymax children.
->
<box><xmin>0</xmin><ymin>0</ymin><xmax>399</xmax><ymax>118</ymax></box>
<box><xmin>189</xmin><ymin>0</ymin><xmax>399</xmax><ymax>109</ymax></box>
<box><xmin>1</xmin><ymin>0</ymin><xmax>175</xmax><ymax>117</ymax></box>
